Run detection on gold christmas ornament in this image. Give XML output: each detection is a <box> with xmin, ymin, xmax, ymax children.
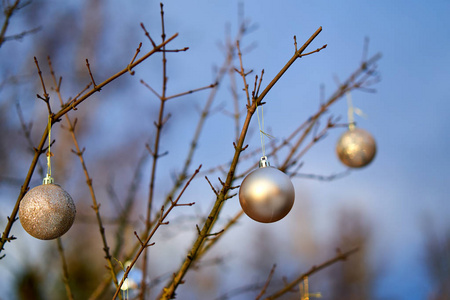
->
<box><xmin>336</xmin><ymin>128</ymin><xmax>376</xmax><ymax>168</ymax></box>
<box><xmin>239</xmin><ymin>156</ymin><xmax>295</xmax><ymax>223</ymax></box>
<box><xmin>19</xmin><ymin>182</ymin><xmax>76</xmax><ymax>240</ymax></box>
<box><xmin>19</xmin><ymin>115</ymin><xmax>76</xmax><ymax>240</ymax></box>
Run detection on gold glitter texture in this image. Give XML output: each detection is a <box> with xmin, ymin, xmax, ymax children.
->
<box><xmin>19</xmin><ymin>184</ymin><xmax>76</xmax><ymax>240</ymax></box>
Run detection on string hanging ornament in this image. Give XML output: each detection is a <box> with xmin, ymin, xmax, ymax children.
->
<box><xmin>19</xmin><ymin>115</ymin><xmax>76</xmax><ymax>240</ymax></box>
<box><xmin>239</xmin><ymin>102</ymin><xmax>295</xmax><ymax>223</ymax></box>
<box><xmin>336</xmin><ymin>92</ymin><xmax>377</xmax><ymax>168</ymax></box>
<box><xmin>299</xmin><ymin>276</ymin><xmax>322</xmax><ymax>300</ymax></box>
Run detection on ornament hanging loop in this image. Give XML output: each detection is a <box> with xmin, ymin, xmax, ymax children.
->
<box><xmin>346</xmin><ymin>91</ymin><xmax>368</xmax><ymax>131</ymax></box>
<box><xmin>299</xmin><ymin>276</ymin><xmax>322</xmax><ymax>300</ymax></box>
<box><xmin>256</xmin><ymin>102</ymin><xmax>266</xmax><ymax>157</ymax></box>
<box><xmin>43</xmin><ymin>114</ymin><xmax>54</xmax><ymax>185</ymax></box>
<box><xmin>256</xmin><ymin>102</ymin><xmax>274</xmax><ymax>158</ymax></box>
<box><xmin>346</xmin><ymin>91</ymin><xmax>356</xmax><ymax>131</ymax></box>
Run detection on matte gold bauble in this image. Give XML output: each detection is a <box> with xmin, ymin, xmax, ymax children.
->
<box><xmin>239</xmin><ymin>157</ymin><xmax>295</xmax><ymax>223</ymax></box>
<box><xmin>19</xmin><ymin>183</ymin><xmax>76</xmax><ymax>240</ymax></box>
<box><xmin>336</xmin><ymin>128</ymin><xmax>376</xmax><ymax>168</ymax></box>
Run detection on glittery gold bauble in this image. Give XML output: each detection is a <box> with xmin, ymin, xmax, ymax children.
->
<box><xmin>19</xmin><ymin>183</ymin><xmax>76</xmax><ymax>240</ymax></box>
<box><xmin>336</xmin><ymin>128</ymin><xmax>376</xmax><ymax>168</ymax></box>
<box><xmin>239</xmin><ymin>157</ymin><xmax>295</xmax><ymax>223</ymax></box>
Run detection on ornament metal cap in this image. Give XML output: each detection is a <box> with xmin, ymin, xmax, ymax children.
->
<box><xmin>259</xmin><ymin>156</ymin><xmax>270</xmax><ymax>168</ymax></box>
<box><xmin>42</xmin><ymin>174</ymin><xmax>54</xmax><ymax>185</ymax></box>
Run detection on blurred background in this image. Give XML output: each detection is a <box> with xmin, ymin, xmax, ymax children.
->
<box><xmin>0</xmin><ymin>1</ymin><xmax>449</xmax><ymax>299</ymax></box>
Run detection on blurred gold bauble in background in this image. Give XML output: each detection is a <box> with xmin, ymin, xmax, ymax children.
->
<box><xmin>336</xmin><ymin>128</ymin><xmax>377</xmax><ymax>168</ymax></box>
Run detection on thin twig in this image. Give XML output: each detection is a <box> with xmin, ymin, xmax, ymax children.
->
<box><xmin>48</xmin><ymin>56</ymin><xmax>121</xmax><ymax>294</ymax></box>
<box><xmin>34</xmin><ymin>57</ymin><xmax>52</xmax><ymax>114</ymax></box>
<box><xmin>255</xmin><ymin>70</ymin><xmax>264</xmax><ymax>99</ymax></box>
<box><xmin>62</xmin><ymin>83</ymin><xmax>92</xmax><ymax>110</ymax></box>
<box><xmin>128</xmin><ymin>42</ymin><xmax>142</xmax><ymax>75</ymax></box>
<box><xmin>140</xmin><ymin>79</ymin><xmax>161</xmax><ymax>99</ymax></box>
<box><xmin>2</xmin><ymin>26</ymin><xmax>40</xmax><ymax>42</ymax></box>
<box><xmin>361</xmin><ymin>36</ymin><xmax>370</xmax><ymax>64</ymax></box>
<box><xmin>264</xmin><ymin>247</ymin><xmax>359</xmax><ymax>299</ymax></box>
<box><xmin>255</xmin><ymin>264</ymin><xmax>277</xmax><ymax>300</ymax></box>
<box><xmin>160</xmin><ymin>47</ymin><xmax>189</xmax><ymax>53</ymax></box>
<box><xmin>299</xmin><ymin>44</ymin><xmax>327</xmax><ymax>58</ymax></box>
<box><xmin>228</xmin><ymin>56</ymin><xmax>241</xmax><ymax>142</ymax></box>
<box><xmin>205</xmin><ymin>176</ymin><xmax>219</xmax><ymax>196</ymax></box>
<box><xmin>165</xmin><ymin>83</ymin><xmax>217</xmax><ymax>101</ymax></box>
<box><xmin>56</xmin><ymin>238</ymin><xmax>74</xmax><ymax>300</ymax></box>
<box><xmin>85</xmin><ymin>59</ymin><xmax>98</xmax><ymax>88</ymax></box>
<box><xmin>291</xmin><ymin>170</ymin><xmax>351</xmax><ymax>181</ymax></box>
<box><xmin>0</xmin><ymin>0</ymin><xmax>21</xmax><ymax>47</ymax></box>
<box><xmin>140</xmin><ymin>4</ymin><xmax>169</xmax><ymax>298</ymax></box>
<box><xmin>140</xmin><ymin>22</ymin><xmax>156</xmax><ymax>47</ymax></box>
<box><xmin>236</xmin><ymin>40</ymin><xmax>252</xmax><ymax>107</ymax></box>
